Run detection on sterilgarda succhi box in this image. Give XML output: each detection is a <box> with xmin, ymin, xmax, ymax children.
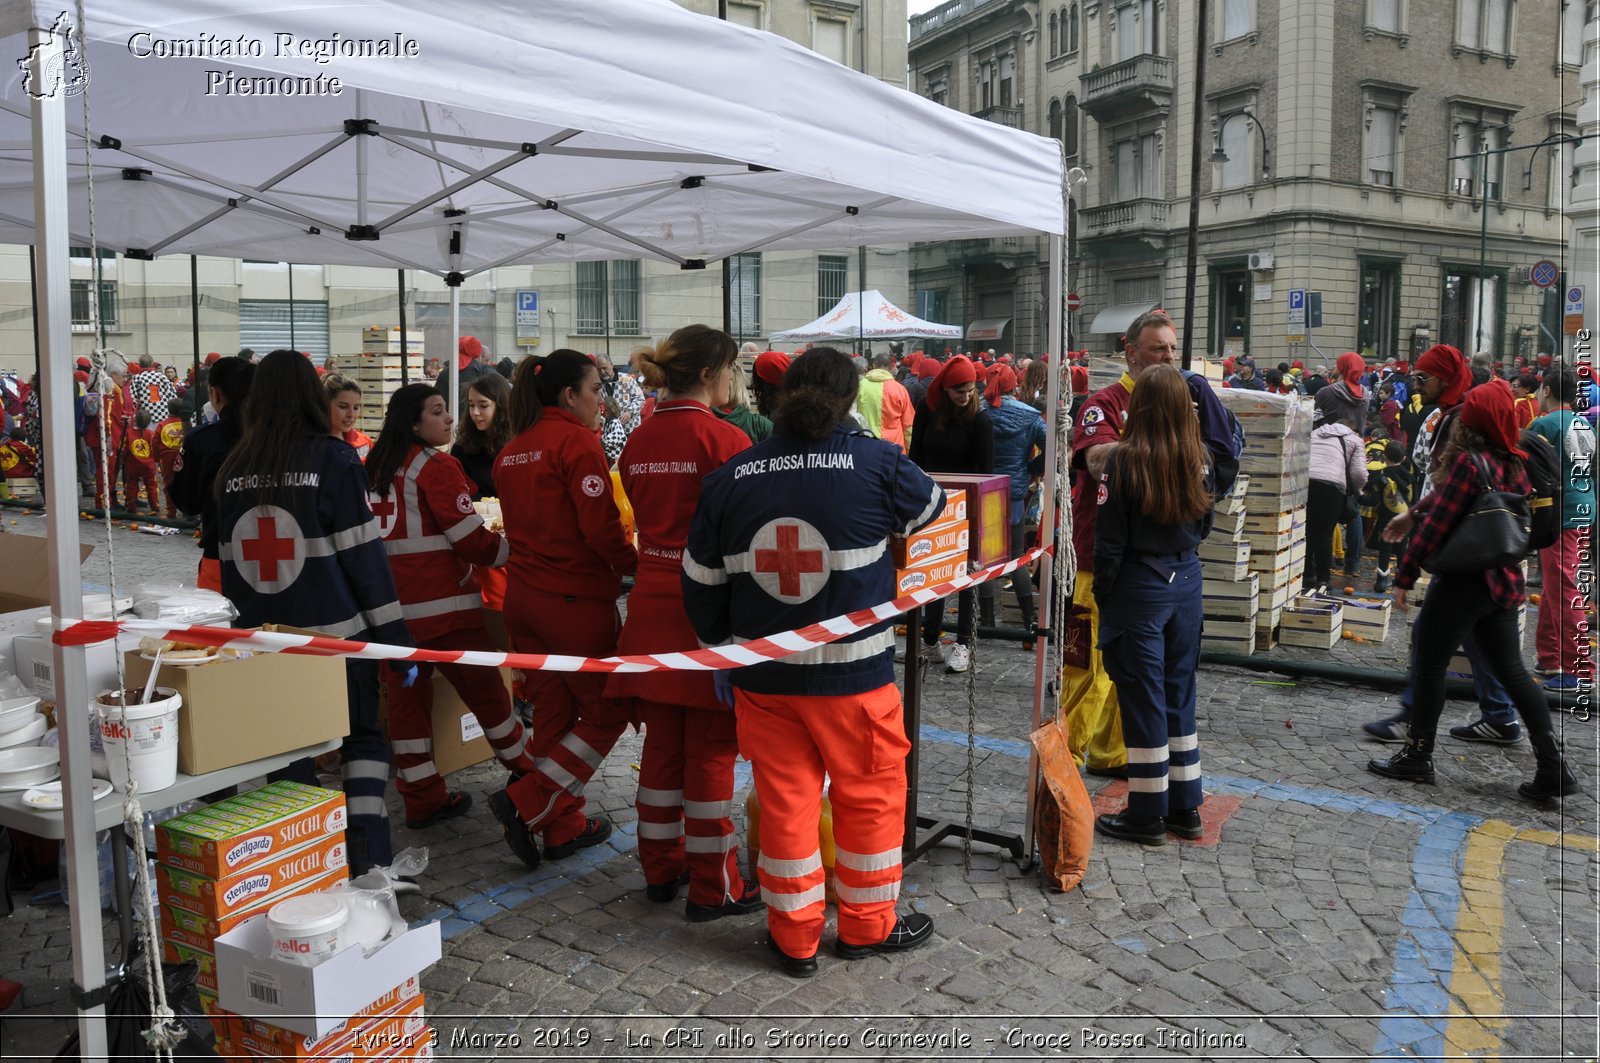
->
<box><xmin>890</xmin><ymin>519</ymin><xmax>969</xmax><ymax>569</ymax></box>
<box><xmin>157</xmin><ymin>832</ymin><xmax>348</xmax><ymax>920</ymax></box>
<box><xmin>157</xmin><ymin>781</ymin><xmax>346</xmax><ymax>879</ymax></box>
<box><xmin>215</xmin><ymin>914</ymin><xmax>443</xmax><ymax>1038</ymax></box>
<box><xmin>930</xmin><ymin>474</ymin><xmax>1010</xmax><ymax>567</ymax></box>
<box><xmin>895</xmin><ymin>549</ymin><xmax>970</xmax><ymax>596</ymax></box>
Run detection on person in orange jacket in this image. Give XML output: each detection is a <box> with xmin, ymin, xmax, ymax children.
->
<box><xmin>487</xmin><ymin>350</ymin><xmax>638</xmax><ymax>868</ymax></box>
<box><xmin>325</xmin><ymin>372</ymin><xmax>374</xmax><ymax>460</ymax></box>
<box><xmin>154</xmin><ymin>399</ymin><xmax>186</xmax><ymax>518</ymax></box>
<box><xmin>605</xmin><ymin>325</ymin><xmax>761</xmax><ymax>922</ymax></box>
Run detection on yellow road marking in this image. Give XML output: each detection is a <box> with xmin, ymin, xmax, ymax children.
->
<box><xmin>1443</xmin><ymin>822</ymin><xmax>1511</xmax><ymax>1059</ymax></box>
<box><xmin>1512</xmin><ymin>826</ymin><xmax>1600</xmax><ymax>853</ymax></box>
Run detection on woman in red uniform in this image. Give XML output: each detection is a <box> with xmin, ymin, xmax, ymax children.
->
<box><xmin>325</xmin><ymin>373</ymin><xmax>373</xmax><ymax>460</ymax></box>
<box><xmin>365</xmin><ymin>384</ymin><xmax>535</xmax><ymax>829</ymax></box>
<box><xmin>488</xmin><ymin>350</ymin><xmax>637</xmax><ymax>867</ymax></box>
<box><xmin>605</xmin><ymin>325</ymin><xmax>762</xmax><ymax>920</ymax></box>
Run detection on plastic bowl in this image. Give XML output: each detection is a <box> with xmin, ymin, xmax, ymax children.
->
<box><xmin>0</xmin><ymin>697</ymin><xmax>42</xmax><ymax>733</ymax></box>
<box><xmin>0</xmin><ymin>714</ymin><xmax>45</xmax><ymax>749</ymax></box>
<box><xmin>0</xmin><ymin>746</ymin><xmax>59</xmax><ymax>789</ymax></box>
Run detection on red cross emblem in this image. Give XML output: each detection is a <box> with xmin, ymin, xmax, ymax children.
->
<box><xmin>368</xmin><ymin>493</ymin><xmax>399</xmax><ymax>537</ymax></box>
<box><xmin>235</xmin><ymin>506</ymin><xmax>306</xmax><ymax>591</ymax></box>
<box><xmin>750</xmin><ymin>518</ymin><xmax>829</xmax><ymax>603</ymax></box>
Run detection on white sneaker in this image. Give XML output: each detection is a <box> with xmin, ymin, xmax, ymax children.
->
<box><xmin>945</xmin><ymin>643</ymin><xmax>971</xmax><ymax>673</ymax></box>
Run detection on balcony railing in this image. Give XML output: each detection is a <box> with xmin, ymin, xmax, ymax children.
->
<box><xmin>910</xmin><ymin>0</ymin><xmax>1008</xmax><ymax>42</ymax></box>
<box><xmin>1079</xmin><ymin>54</ymin><xmax>1175</xmax><ymax>119</ymax></box>
<box><xmin>974</xmin><ymin>104</ymin><xmax>1024</xmax><ymax>128</ymax></box>
<box><xmin>1081</xmin><ymin>198</ymin><xmax>1169</xmax><ymax>236</ymax></box>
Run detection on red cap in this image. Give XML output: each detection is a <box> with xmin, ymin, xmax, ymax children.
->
<box><xmin>205</xmin><ymin>351</ymin><xmax>221</xmax><ymax>365</ymax></box>
<box><xmin>753</xmin><ymin>351</ymin><xmax>791</xmax><ymax>386</ymax></box>
<box><xmin>75</xmin><ymin>356</ymin><xmax>90</xmax><ymax>369</ymax></box>
<box><xmin>988</xmin><ymin>364</ymin><xmax>1017</xmax><ymax>406</ymax></box>
<box><xmin>458</xmin><ymin>335</ymin><xmax>483</xmax><ymax>370</ymax></box>
<box><xmin>1070</xmin><ymin>365</ymin><xmax>1090</xmax><ymax>395</ymax></box>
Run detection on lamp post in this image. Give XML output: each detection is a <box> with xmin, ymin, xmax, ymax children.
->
<box><xmin>1209</xmin><ymin>110</ymin><xmax>1272</xmax><ymax>182</ymax></box>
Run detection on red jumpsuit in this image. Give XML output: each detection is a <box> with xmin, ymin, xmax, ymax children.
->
<box><xmin>373</xmin><ymin>444</ymin><xmax>533</xmax><ymax>822</ymax></box>
<box><xmin>90</xmin><ymin>381</ymin><xmax>131</xmax><ymax>509</ymax></box>
<box><xmin>122</xmin><ymin>426</ymin><xmax>161</xmax><ymax>514</ymax></box>
<box><xmin>155</xmin><ymin>416</ymin><xmax>185</xmax><ymax>517</ymax></box>
<box><xmin>604</xmin><ymin>400</ymin><xmax>751</xmax><ymax>906</ymax></box>
<box><xmin>495</xmin><ymin>408</ymin><xmax>637</xmax><ymax>848</ymax></box>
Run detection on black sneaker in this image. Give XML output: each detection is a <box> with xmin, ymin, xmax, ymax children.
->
<box><xmin>1448</xmin><ymin>717</ymin><xmax>1522</xmax><ymax>745</ymax></box>
<box><xmin>543</xmin><ymin>816</ymin><xmax>613</xmax><ymax>859</ymax></box>
<box><xmin>1094</xmin><ymin>811</ymin><xmax>1166</xmax><ymax>846</ymax></box>
<box><xmin>836</xmin><ymin>913</ymin><xmax>935</xmax><ymax>959</ymax></box>
<box><xmin>404</xmin><ymin>790</ymin><xmax>472</xmax><ymax>830</ymax></box>
<box><xmin>686</xmin><ymin>884</ymin><xmax>764</xmax><ymax>923</ymax></box>
<box><xmin>1362</xmin><ymin>714</ymin><xmax>1410</xmax><ymax>743</ymax></box>
<box><xmin>1085</xmin><ymin>763</ymin><xmax>1130</xmax><ymax>779</ymax></box>
<box><xmin>487</xmin><ymin>790</ymin><xmax>541</xmax><ymax>869</ymax></box>
<box><xmin>767</xmin><ymin>936</ymin><xmax>818</xmax><ymax>978</ymax></box>
<box><xmin>1164</xmin><ymin>809</ymin><xmax>1203</xmax><ymax>840</ymax></box>
<box><xmin>645</xmin><ymin>870</ymin><xmax>690</xmax><ymax>903</ymax></box>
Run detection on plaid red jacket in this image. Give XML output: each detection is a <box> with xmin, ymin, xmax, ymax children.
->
<box><xmin>1397</xmin><ymin>450</ymin><xmax>1532</xmax><ymax>609</ymax></box>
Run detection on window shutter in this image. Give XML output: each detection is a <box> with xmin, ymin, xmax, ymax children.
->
<box><xmin>814</xmin><ymin>18</ymin><xmax>848</xmax><ymax>65</ymax></box>
<box><xmin>239</xmin><ymin>299</ymin><xmax>329</xmax><ymax>360</ymax></box>
<box><xmin>1483</xmin><ymin>0</ymin><xmax>1508</xmax><ymax>51</ymax></box>
<box><xmin>1372</xmin><ymin>0</ymin><xmax>1400</xmax><ymax>31</ymax></box>
<box><xmin>727</xmin><ymin>2</ymin><xmax>761</xmax><ymax>29</ymax></box>
<box><xmin>1366</xmin><ymin>107</ymin><xmax>1396</xmax><ymax>184</ymax></box>
<box><xmin>1224</xmin><ymin>0</ymin><xmax>1250</xmax><ymax>38</ymax></box>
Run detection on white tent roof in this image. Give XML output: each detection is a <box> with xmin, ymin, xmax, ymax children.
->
<box><xmin>0</xmin><ymin>0</ymin><xmax>1064</xmax><ymax>278</ymax></box>
<box><xmin>770</xmin><ymin>289</ymin><xmax>962</xmax><ymax>342</ymax></box>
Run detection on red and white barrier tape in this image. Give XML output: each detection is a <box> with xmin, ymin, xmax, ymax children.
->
<box><xmin>52</xmin><ymin>546</ymin><xmax>1051</xmax><ymax>673</ymax></box>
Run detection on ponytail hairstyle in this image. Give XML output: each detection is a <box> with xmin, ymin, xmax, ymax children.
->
<box><xmin>215</xmin><ymin>350</ymin><xmax>330</xmax><ymax>507</ymax></box>
<box><xmin>634</xmin><ymin>324</ymin><xmax>737</xmax><ymax>397</ymax></box>
<box><xmin>509</xmin><ymin>348</ymin><xmax>597</xmax><ymax>434</ymax></box>
<box><xmin>772</xmin><ymin>347</ymin><xmax>855</xmax><ymax>441</ymax></box>
<box><xmin>454</xmin><ymin>371</ymin><xmax>512</xmax><ymax>456</ymax></box>
<box><xmin>366</xmin><ymin>383</ymin><xmax>442</xmax><ymax>497</ymax></box>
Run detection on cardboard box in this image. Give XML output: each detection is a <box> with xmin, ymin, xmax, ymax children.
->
<box><xmin>157</xmin><ymin>782</ymin><xmax>346</xmax><ymax>879</ymax></box>
<box><xmin>159</xmin><ymin>864</ymin><xmax>349</xmax><ymax>945</ymax></box>
<box><xmin>931</xmin><ymin>474</ymin><xmax>1010</xmax><ymax>566</ymax></box>
<box><xmin>216</xmin><ymin>915</ymin><xmax>443</xmax><ymax>1038</ymax></box>
<box><xmin>0</xmin><ymin>535</ymin><xmax>93</xmax><ymax>613</ymax></box>
<box><xmin>377</xmin><ymin>669</ymin><xmax>509</xmax><ymax>778</ymax></box>
<box><xmin>232</xmin><ymin>975</ymin><xmax>423</xmax><ymax>1055</ymax></box>
<box><xmin>157</xmin><ymin>833</ymin><xmax>348</xmax><ymax>920</ymax></box>
<box><xmin>162</xmin><ymin>937</ymin><xmax>220</xmax><ymax>991</ymax></box>
<box><xmin>233</xmin><ymin>992</ymin><xmax>426</xmax><ymax>1062</ymax></box>
<box><xmin>123</xmin><ymin>628</ymin><xmax>349</xmax><ymax>776</ymax></box>
<box><xmin>929</xmin><ymin>488</ymin><xmax>967</xmax><ymax>527</ymax></box>
<box><xmin>894</xmin><ymin>549</ymin><xmax>970</xmax><ymax>595</ymax></box>
<box><xmin>891</xmin><ymin>516</ymin><xmax>970</xmax><ymax>568</ymax></box>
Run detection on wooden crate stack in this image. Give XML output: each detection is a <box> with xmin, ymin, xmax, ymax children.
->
<box><xmin>1217</xmin><ymin>390</ymin><xmax>1313</xmax><ymax>651</ymax></box>
<box><xmin>338</xmin><ymin>327</ymin><xmax>425</xmax><ymax>438</ymax></box>
<box><xmin>1201</xmin><ymin>474</ymin><xmax>1259</xmax><ymax>654</ymax></box>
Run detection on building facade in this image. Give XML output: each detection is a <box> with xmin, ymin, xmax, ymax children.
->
<box><xmin>0</xmin><ymin>1</ymin><xmax>912</xmax><ymax>377</ymax></box>
<box><xmin>910</xmin><ymin>0</ymin><xmax>1589</xmax><ymax>367</ymax></box>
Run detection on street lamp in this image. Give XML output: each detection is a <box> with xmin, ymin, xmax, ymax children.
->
<box><xmin>1210</xmin><ymin>110</ymin><xmax>1272</xmax><ymax>182</ymax></box>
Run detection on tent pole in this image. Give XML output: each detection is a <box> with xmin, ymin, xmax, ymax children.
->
<box><xmin>858</xmin><ymin>248</ymin><xmax>866</xmax><ymax>355</ymax></box>
<box><xmin>721</xmin><ymin>260</ymin><xmax>732</xmax><ymax>338</ymax></box>
<box><xmin>449</xmin><ymin>282</ymin><xmax>461</xmax><ymax>416</ymax></box>
<box><xmin>30</xmin><ymin>21</ymin><xmax>109</xmax><ymax>1061</ymax></box>
<box><xmin>1025</xmin><ymin>232</ymin><xmax>1065</xmax><ymax>866</ymax></box>
<box><xmin>287</xmin><ymin>261</ymin><xmax>297</xmax><ymax>351</ymax></box>
<box><xmin>190</xmin><ymin>255</ymin><xmax>201</xmax><ymax>399</ymax></box>
<box><xmin>28</xmin><ymin>246</ymin><xmax>39</xmax><ymax>380</ymax></box>
<box><xmin>397</xmin><ymin>269</ymin><xmax>409</xmax><ymax>384</ymax></box>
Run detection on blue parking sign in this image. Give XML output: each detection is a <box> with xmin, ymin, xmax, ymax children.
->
<box><xmin>517</xmin><ymin>290</ymin><xmax>539</xmax><ymax>313</ymax></box>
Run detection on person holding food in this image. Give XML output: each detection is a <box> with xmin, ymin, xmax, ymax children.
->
<box><xmin>215</xmin><ymin>350</ymin><xmax>412</xmax><ymax>875</ymax></box>
<box><xmin>365</xmin><ymin>383</ymin><xmax>537</xmax><ymax>830</ymax></box>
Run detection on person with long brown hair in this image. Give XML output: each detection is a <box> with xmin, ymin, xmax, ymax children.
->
<box><xmin>1090</xmin><ymin>364</ymin><xmax>1215</xmax><ymax>845</ymax></box>
<box><xmin>452</xmin><ymin>371</ymin><xmax>512</xmax><ymax>500</ymax></box>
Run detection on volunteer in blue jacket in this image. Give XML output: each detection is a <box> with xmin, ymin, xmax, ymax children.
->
<box><xmin>682</xmin><ymin>347</ymin><xmax>945</xmax><ymax>979</ymax></box>
<box><xmin>1092</xmin><ymin>365</ymin><xmax>1218</xmax><ymax>845</ymax></box>
<box><xmin>216</xmin><ymin>350</ymin><xmax>413</xmax><ymax>875</ymax></box>
<box><xmin>980</xmin><ymin>363</ymin><xmax>1046</xmax><ymax>644</ymax></box>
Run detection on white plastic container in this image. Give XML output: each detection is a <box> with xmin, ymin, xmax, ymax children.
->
<box><xmin>0</xmin><ymin>695</ymin><xmax>41</xmax><ymax>733</ymax></box>
<box><xmin>95</xmin><ymin>687</ymin><xmax>182</xmax><ymax>794</ymax></box>
<box><xmin>267</xmin><ymin>893</ymin><xmax>349</xmax><ymax>966</ymax></box>
<box><xmin>0</xmin><ymin>713</ymin><xmax>45</xmax><ymax>749</ymax></box>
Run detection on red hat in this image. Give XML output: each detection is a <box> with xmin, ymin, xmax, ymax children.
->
<box><xmin>1461</xmin><ymin>378</ymin><xmax>1526</xmax><ymax>457</ymax></box>
<box><xmin>1070</xmin><ymin>365</ymin><xmax>1090</xmax><ymax>395</ymax></box>
<box><xmin>75</xmin><ymin>356</ymin><xmax>90</xmax><ymax>369</ymax></box>
<box><xmin>204</xmin><ymin>351</ymin><xmax>221</xmax><ymax>365</ymax></box>
<box><xmin>915</xmin><ymin>356</ymin><xmax>941</xmax><ymax>380</ymax></box>
<box><xmin>753</xmin><ymin>351</ymin><xmax>791</xmax><ymax>386</ymax></box>
<box><xmin>72</xmin><ymin>370</ymin><xmax>88</xmax><ymax>384</ymax></box>
<box><xmin>1537</xmin><ymin>354</ymin><xmax>1553</xmax><ymax>368</ymax></box>
<box><xmin>1416</xmin><ymin>343</ymin><xmax>1470</xmax><ymax>408</ymax></box>
<box><xmin>988</xmin><ymin>364</ymin><xmax>1018</xmax><ymax>407</ymax></box>
<box><xmin>1336</xmin><ymin>351</ymin><xmax>1366</xmax><ymax>398</ymax></box>
<box><xmin>1291</xmin><ymin>359</ymin><xmax>1305</xmax><ymax>370</ymax></box>
<box><xmin>927</xmin><ymin>355</ymin><xmax>977</xmax><ymax>412</ymax></box>
<box><xmin>458</xmin><ymin>335</ymin><xmax>483</xmax><ymax>370</ymax></box>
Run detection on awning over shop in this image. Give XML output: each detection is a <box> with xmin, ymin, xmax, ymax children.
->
<box><xmin>1086</xmin><ymin>302</ymin><xmax>1159</xmax><ymax>336</ymax></box>
<box><xmin>966</xmin><ymin>318</ymin><xmax>1011</xmax><ymax>342</ymax></box>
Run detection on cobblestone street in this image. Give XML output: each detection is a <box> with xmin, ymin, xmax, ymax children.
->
<box><xmin>2</xmin><ymin>513</ymin><xmax>1596</xmax><ymax>1060</ymax></box>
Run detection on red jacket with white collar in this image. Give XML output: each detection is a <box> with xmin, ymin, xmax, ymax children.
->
<box><xmin>370</xmin><ymin>443</ymin><xmax>507</xmax><ymax>643</ymax></box>
<box><xmin>495</xmin><ymin>407</ymin><xmax>637</xmax><ymax>601</ymax></box>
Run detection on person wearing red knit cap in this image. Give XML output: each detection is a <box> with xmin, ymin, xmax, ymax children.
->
<box><xmin>1369</xmin><ymin>379</ymin><xmax>1581</xmax><ymax>803</ymax></box>
<box><xmin>908</xmin><ymin>355</ymin><xmax>994</xmax><ymax>673</ymax></box>
<box><xmin>750</xmin><ymin>351</ymin><xmax>791</xmax><ymax>418</ymax></box>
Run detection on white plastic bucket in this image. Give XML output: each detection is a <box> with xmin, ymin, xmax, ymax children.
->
<box><xmin>267</xmin><ymin>893</ymin><xmax>348</xmax><ymax>966</ymax></box>
<box><xmin>95</xmin><ymin>687</ymin><xmax>182</xmax><ymax>794</ymax></box>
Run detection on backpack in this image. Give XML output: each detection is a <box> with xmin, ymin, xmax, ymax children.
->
<box><xmin>1520</xmin><ymin>428</ymin><xmax>1562</xmax><ymax>551</ymax></box>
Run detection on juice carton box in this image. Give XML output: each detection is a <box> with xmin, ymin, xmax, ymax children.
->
<box><xmin>157</xmin><ymin>782</ymin><xmax>345</xmax><ymax>879</ymax></box>
<box><xmin>157</xmin><ymin>833</ymin><xmax>348</xmax><ymax>919</ymax></box>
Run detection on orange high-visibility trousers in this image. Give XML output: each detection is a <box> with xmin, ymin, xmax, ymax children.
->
<box><xmin>735</xmin><ymin>683</ymin><xmax>910</xmax><ymax>959</ymax></box>
<box><xmin>635</xmin><ymin>701</ymin><xmax>746</xmax><ymax>908</ymax></box>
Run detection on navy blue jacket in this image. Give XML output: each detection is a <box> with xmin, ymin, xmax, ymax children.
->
<box><xmin>170</xmin><ymin>407</ymin><xmax>242</xmax><ymax>560</ymax></box>
<box><xmin>683</xmin><ymin>424</ymin><xmax>943</xmax><ymax>695</ymax></box>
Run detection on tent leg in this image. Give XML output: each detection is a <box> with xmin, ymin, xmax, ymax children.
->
<box><xmin>30</xmin><ymin>20</ymin><xmax>109</xmax><ymax>1062</ymax></box>
<box><xmin>1024</xmin><ymin>233</ymin><xmax>1066</xmax><ymax>868</ymax></box>
<box><xmin>449</xmin><ymin>282</ymin><xmax>460</xmax><ymax>413</ymax></box>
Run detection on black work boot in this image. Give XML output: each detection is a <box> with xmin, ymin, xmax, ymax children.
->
<box><xmin>1520</xmin><ymin>732</ymin><xmax>1582</xmax><ymax>802</ymax></box>
<box><xmin>1368</xmin><ymin>733</ymin><xmax>1436</xmax><ymax>784</ymax></box>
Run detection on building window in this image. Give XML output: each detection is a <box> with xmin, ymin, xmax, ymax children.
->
<box><xmin>1064</xmin><ymin>95</ymin><xmax>1079</xmax><ymax>157</ymax></box>
<box><xmin>999</xmin><ymin>54</ymin><xmax>1015</xmax><ymax>107</ymax></box>
<box><xmin>978</xmin><ymin>60</ymin><xmax>994</xmax><ymax>110</ymax></box>
<box><xmin>1220</xmin><ymin>0</ymin><xmax>1253</xmax><ymax>41</ymax></box>
<box><xmin>1049</xmin><ymin>11</ymin><xmax>1058</xmax><ymax>56</ymax></box>
<box><xmin>70</xmin><ymin>279</ymin><xmax>117</xmax><ymax>332</ymax></box>
<box><xmin>813</xmin><ymin>16</ymin><xmax>848</xmax><ymax>65</ymax></box>
<box><xmin>1456</xmin><ymin>0</ymin><xmax>1516</xmax><ymax>55</ymax></box>
<box><xmin>1213</xmin><ymin>105</ymin><xmax>1253</xmax><ymax>190</ymax></box>
<box><xmin>575</xmin><ymin>262</ymin><xmax>607</xmax><ymax>335</ymax></box>
<box><xmin>817</xmin><ymin>255</ymin><xmax>848</xmax><ymax>314</ymax></box>
<box><xmin>1113</xmin><ymin>275</ymin><xmax>1163</xmax><ymax>305</ymax></box>
<box><xmin>612</xmin><ymin>260</ymin><xmax>641</xmax><ymax>334</ymax></box>
<box><xmin>916</xmin><ymin>289</ymin><xmax>949</xmax><ymax>325</ymax></box>
<box><xmin>1368</xmin><ymin>0</ymin><xmax>1403</xmax><ymax>32</ymax></box>
<box><xmin>1112</xmin><ymin>131</ymin><xmax>1161</xmax><ymax>200</ymax></box>
<box><xmin>1114</xmin><ymin>0</ymin><xmax>1158</xmax><ymax>61</ymax></box>
<box><xmin>729</xmin><ymin>253</ymin><xmax>762</xmax><ymax>338</ymax></box>
<box><xmin>1359</xmin><ymin>260</ymin><xmax>1401</xmax><ymax>361</ymax></box>
<box><xmin>1048</xmin><ymin>98</ymin><xmax>1062</xmax><ymax>142</ymax></box>
<box><xmin>1450</xmin><ymin>110</ymin><xmax>1509</xmax><ymax>200</ymax></box>
<box><xmin>575</xmin><ymin>261</ymin><xmax>641</xmax><ymax>335</ymax></box>
<box><xmin>1211</xmin><ymin>265</ymin><xmax>1251</xmax><ymax>359</ymax></box>
<box><xmin>1066</xmin><ymin>3</ymin><xmax>1080</xmax><ymax>53</ymax></box>
<box><xmin>926</xmin><ymin>72</ymin><xmax>948</xmax><ymax>107</ymax></box>
<box><xmin>239</xmin><ymin>299</ymin><xmax>330</xmax><ymax>359</ymax></box>
<box><xmin>69</xmin><ymin>245</ymin><xmax>116</xmax><ymax>266</ymax></box>
<box><xmin>727</xmin><ymin>1</ymin><xmax>762</xmax><ymax>29</ymax></box>
<box><xmin>1561</xmin><ymin>0</ymin><xmax>1585</xmax><ymax>65</ymax></box>
<box><xmin>1366</xmin><ymin>106</ymin><xmax>1398</xmax><ymax>186</ymax></box>
<box><xmin>1440</xmin><ymin>265</ymin><xmax>1504</xmax><ymax>355</ymax></box>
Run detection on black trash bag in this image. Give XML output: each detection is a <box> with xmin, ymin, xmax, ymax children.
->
<box><xmin>52</xmin><ymin>948</ymin><xmax>219</xmax><ymax>1061</ymax></box>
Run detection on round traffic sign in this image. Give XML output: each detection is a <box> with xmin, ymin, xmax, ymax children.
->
<box><xmin>1065</xmin><ymin>292</ymin><xmax>1081</xmax><ymax>312</ymax></box>
<box><xmin>1530</xmin><ymin>260</ymin><xmax>1559</xmax><ymax>289</ymax></box>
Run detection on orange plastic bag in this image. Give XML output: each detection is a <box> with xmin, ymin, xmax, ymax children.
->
<box><xmin>1030</xmin><ymin>715</ymin><xmax>1094</xmax><ymax>892</ymax></box>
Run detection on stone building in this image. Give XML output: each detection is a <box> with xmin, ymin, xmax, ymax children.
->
<box><xmin>0</xmin><ymin>1</ymin><xmax>913</xmax><ymax>376</ymax></box>
<box><xmin>909</xmin><ymin>0</ymin><xmax>1589</xmax><ymax>367</ymax></box>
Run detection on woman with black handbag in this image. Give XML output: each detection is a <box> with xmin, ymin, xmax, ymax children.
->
<box><xmin>1368</xmin><ymin>379</ymin><xmax>1580</xmax><ymax>802</ymax></box>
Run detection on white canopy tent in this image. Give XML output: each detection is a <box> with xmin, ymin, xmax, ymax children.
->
<box><xmin>3</xmin><ymin>1</ymin><xmax>1067</xmax><ymax>1057</ymax></box>
<box><xmin>769</xmin><ymin>289</ymin><xmax>962</xmax><ymax>344</ymax></box>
